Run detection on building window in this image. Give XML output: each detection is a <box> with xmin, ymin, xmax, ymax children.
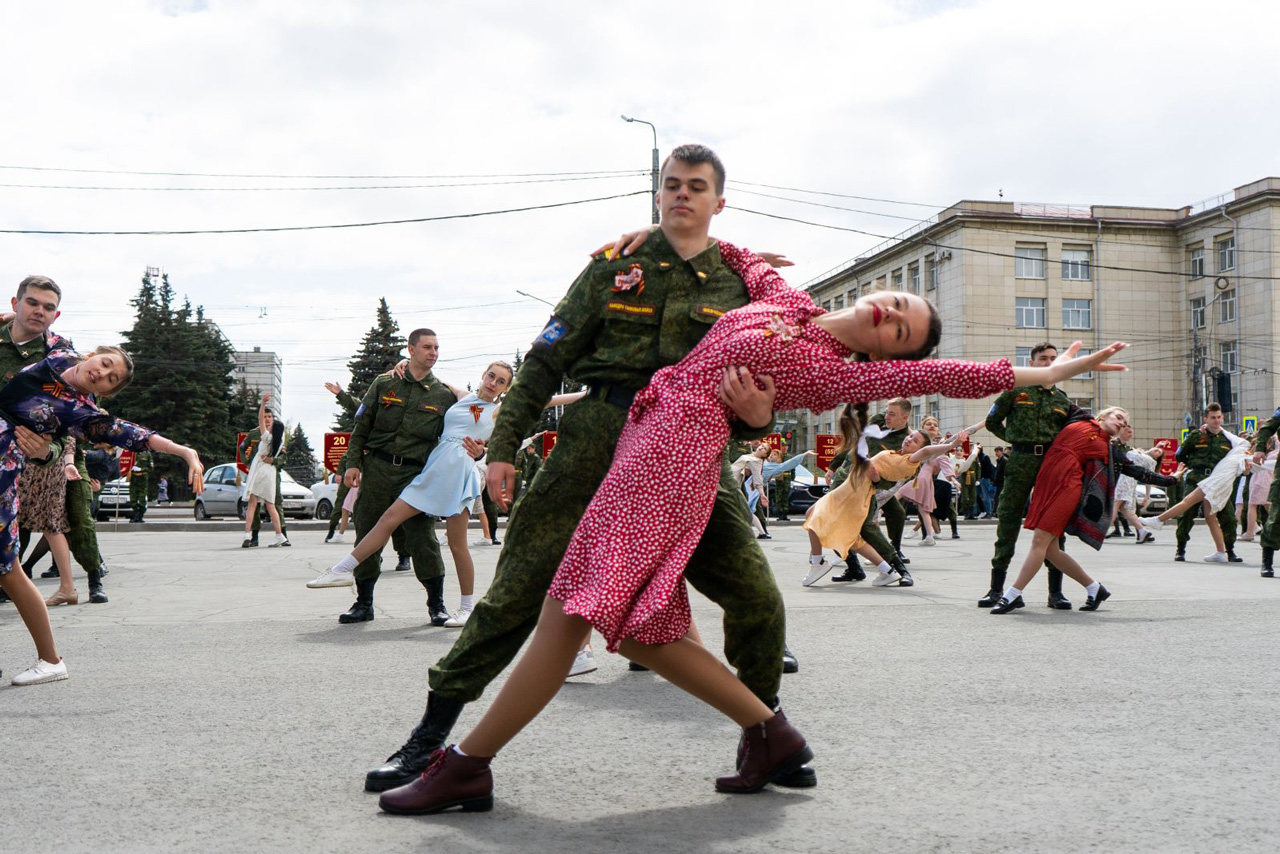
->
<box><xmin>891</xmin><ymin>268</ymin><xmax>903</xmax><ymax>290</ymax></box>
<box><xmin>1015</xmin><ymin>297</ymin><xmax>1046</xmax><ymax>328</ymax></box>
<box><xmin>1190</xmin><ymin>296</ymin><xmax>1206</xmax><ymax>330</ymax></box>
<box><xmin>1061</xmin><ymin>248</ymin><xmax>1091</xmax><ymax>281</ymax></box>
<box><xmin>1220</xmin><ymin>340</ymin><xmax>1237</xmax><ymax>374</ymax></box>
<box><xmin>1217</xmin><ymin>236</ymin><xmax>1236</xmax><ymax>272</ymax></box>
<box><xmin>1014</xmin><ymin>346</ymin><xmax>1032</xmax><ymax>367</ymax></box>
<box><xmin>875</xmin><ymin>275</ymin><xmax>887</xmax><ymax>290</ymax></box>
<box><xmin>1188</xmin><ymin>245</ymin><xmax>1205</xmax><ymax>279</ymax></box>
<box><xmin>1219</xmin><ymin>289</ymin><xmax>1236</xmax><ymax>323</ymax></box>
<box><xmin>926</xmin><ymin>255</ymin><xmax>937</xmax><ymax>290</ymax></box>
<box><xmin>1062</xmin><ymin>298</ymin><xmax>1093</xmax><ymax>330</ymax></box>
<box><xmin>1075</xmin><ymin>348</ymin><xmax>1094</xmax><ymax>380</ymax></box>
<box><xmin>1070</xmin><ymin>396</ymin><xmax>1094</xmax><ymax>413</ymax></box>
<box><xmin>1015</xmin><ymin>246</ymin><xmax>1047</xmax><ymax>279</ymax></box>
<box><xmin>909</xmin><ymin>264</ymin><xmax>921</xmax><ymax>294</ymax></box>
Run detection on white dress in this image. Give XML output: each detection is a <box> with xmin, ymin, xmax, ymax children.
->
<box><xmin>244</xmin><ymin>435</ymin><xmax>278</xmax><ymax>503</ymax></box>
<box><xmin>1115</xmin><ymin>449</ymin><xmax>1157</xmax><ymax>505</ymax></box>
<box><xmin>1196</xmin><ymin>430</ymin><xmax>1251</xmax><ymax>513</ymax></box>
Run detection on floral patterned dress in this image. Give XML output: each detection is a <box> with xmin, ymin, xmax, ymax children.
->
<box><xmin>548</xmin><ymin>242</ymin><xmax>1017</xmax><ymax>651</ymax></box>
<box><xmin>0</xmin><ymin>350</ymin><xmax>154</xmax><ymax>573</ymax></box>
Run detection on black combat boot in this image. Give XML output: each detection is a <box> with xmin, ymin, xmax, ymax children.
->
<box><xmin>1046</xmin><ymin>568</ymin><xmax>1072</xmax><ymax>610</ymax></box>
<box><xmin>980</xmin><ymin>568</ymin><xmax>1006</xmax><ymax>607</ymax></box>
<box><xmin>395</xmin><ymin>554</ymin><xmax>412</xmax><ymax>572</ymax></box>
<box><xmin>1174</xmin><ymin>544</ymin><xmax>1186</xmax><ymax>562</ymax></box>
<box><xmin>1262</xmin><ymin>547</ymin><xmax>1274</xmax><ymax>578</ymax></box>
<box><xmin>339</xmin><ymin>577</ymin><xmax>376</xmax><ymax>623</ymax></box>
<box><xmin>426</xmin><ymin>575</ymin><xmax>450</xmax><ymax>626</ymax></box>
<box><xmin>1226</xmin><ymin>549</ymin><xmax>1244</xmax><ymax>563</ymax></box>
<box><xmin>890</xmin><ymin>552</ymin><xmax>913</xmax><ymax>587</ymax></box>
<box><xmin>830</xmin><ymin>553</ymin><xmax>866</xmax><ymax>582</ymax></box>
<box><xmin>365</xmin><ymin>692</ymin><xmax>466</xmax><ymax>791</ymax></box>
<box><xmin>87</xmin><ymin>570</ymin><xmax>108</xmax><ymax>604</ymax></box>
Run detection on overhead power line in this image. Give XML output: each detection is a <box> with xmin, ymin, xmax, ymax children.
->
<box><xmin>0</xmin><ymin>164</ymin><xmax>642</xmax><ymax>180</ymax></box>
<box><xmin>0</xmin><ymin>190</ymin><xmax>649</xmax><ymax>236</ymax></box>
<box><xmin>0</xmin><ymin>173</ymin><xmax>647</xmax><ymax>192</ymax></box>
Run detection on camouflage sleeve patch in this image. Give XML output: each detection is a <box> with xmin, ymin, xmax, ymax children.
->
<box><xmin>533</xmin><ymin>315</ymin><xmax>570</xmax><ymax>349</ymax></box>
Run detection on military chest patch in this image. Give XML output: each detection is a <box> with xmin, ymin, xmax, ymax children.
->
<box><xmin>1014</xmin><ymin>392</ymin><xmax>1034</xmax><ymax>405</ymax></box>
<box><xmin>381</xmin><ymin>391</ymin><xmax>404</xmax><ymax>408</ymax></box>
<box><xmin>606</xmin><ymin>301</ymin><xmax>656</xmax><ymax>317</ymax></box>
<box><xmin>535</xmin><ymin>317</ymin><xmax>569</xmax><ymax>348</ymax></box>
<box><xmin>612</xmin><ymin>264</ymin><xmax>645</xmax><ymax>295</ymax></box>
<box><xmin>695</xmin><ymin>304</ymin><xmax>725</xmax><ymax>319</ymax></box>
<box><xmin>419</xmin><ymin>404</ymin><xmax>441</xmax><ymax>413</ymax></box>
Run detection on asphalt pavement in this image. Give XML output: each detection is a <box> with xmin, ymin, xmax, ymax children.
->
<box><xmin>2</xmin><ymin>520</ymin><xmax>1278</xmax><ymax>854</ymax></box>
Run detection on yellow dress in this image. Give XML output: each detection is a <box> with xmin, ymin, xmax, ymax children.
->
<box><xmin>804</xmin><ymin>450</ymin><xmax>920</xmax><ymax>558</ymax></box>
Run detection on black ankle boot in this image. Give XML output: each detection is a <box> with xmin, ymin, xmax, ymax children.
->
<box><xmin>365</xmin><ymin>692</ymin><xmax>466</xmax><ymax>791</ymax></box>
<box><xmin>87</xmin><ymin>570</ymin><xmax>108</xmax><ymax>604</ymax></box>
<box><xmin>1263</xmin><ymin>547</ymin><xmax>1275</xmax><ymax>578</ymax></box>
<box><xmin>426</xmin><ymin>575</ymin><xmax>450</xmax><ymax>626</ymax></box>
<box><xmin>339</xmin><ymin>577</ymin><xmax>376</xmax><ymax>623</ymax></box>
<box><xmin>890</xmin><ymin>553</ymin><xmax>913</xmax><ymax>586</ymax></box>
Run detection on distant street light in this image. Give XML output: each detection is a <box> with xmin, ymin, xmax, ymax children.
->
<box><xmin>621</xmin><ymin>115</ymin><xmax>659</xmax><ymax>224</ymax></box>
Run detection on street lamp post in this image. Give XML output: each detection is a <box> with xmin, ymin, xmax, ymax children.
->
<box><xmin>621</xmin><ymin>115</ymin><xmax>659</xmax><ymax>224</ymax></box>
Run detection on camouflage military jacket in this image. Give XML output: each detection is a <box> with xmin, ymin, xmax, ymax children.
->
<box><xmin>985</xmin><ymin>385</ymin><xmax>1074</xmax><ymax>446</ymax></box>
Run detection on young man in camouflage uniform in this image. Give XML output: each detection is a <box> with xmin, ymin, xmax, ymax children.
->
<box><xmin>1252</xmin><ymin>405</ymin><xmax>1280</xmax><ymax>577</ymax></box>
<box><xmin>127</xmin><ymin>449</ymin><xmax>152</xmax><ymax>523</ymax></box>
<box><xmin>322</xmin><ymin>329</ymin><xmax>457</xmax><ymax>624</ymax></box>
<box><xmin>365</xmin><ymin>145</ymin><xmax>815</xmax><ymax>800</ymax></box>
<box><xmin>979</xmin><ymin>342</ymin><xmax>1074</xmax><ymax>609</ymax></box>
<box><xmin>0</xmin><ymin>276</ymin><xmax>110</xmax><ymax>606</ymax></box>
<box><xmin>1174</xmin><ymin>402</ymin><xmax>1241</xmax><ymax>563</ymax></box>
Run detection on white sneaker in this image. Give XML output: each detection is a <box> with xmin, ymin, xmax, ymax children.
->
<box><xmin>1239</xmin><ymin>533</ymin><xmax>1255</xmax><ymax>542</ymax></box>
<box><xmin>11</xmin><ymin>658</ymin><xmax>69</xmax><ymax>686</ymax></box>
<box><xmin>1142</xmin><ymin>517</ymin><xmax>1164</xmax><ymax>532</ymax></box>
<box><xmin>306</xmin><ymin>565</ymin><xmax>355</xmax><ymax>588</ymax></box>
<box><xmin>802</xmin><ymin>559</ymin><xmax>832</xmax><ymax>587</ymax></box>
<box><xmin>1203</xmin><ymin>552</ymin><xmax>1228</xmax><ymax>563</ymax></box>
<box><xmin>872</xmin><ymin>569</ymin><xmax>902</xmax><ymax>587</ymax></box>
<box><xmin>471</xmin><ymin>538</ymin><xmax>491</xmax><ymax>547</ymax></box>
<box><xmin>268</xmin><ymin>533</ymin><xmax>289</xmax><ymax>548</ymax></box>
<box><xmin>567</xmin><ymin>646</ymin><xmax>598</xmax><ymax>677</ymax></box>
<box><xmin>920</xmin><ymin>537</ymin><xmax>937</xmax><ymax>547</ymax></box>
<box><xmin>443</xmin><ymin>607</ymin><xmax>472</xmax><ymax>628</ymax></box>
<box><xmin>1135</xmin><ymin>529</ymin><xmax>1154</xmax><ymax>544</ymax></box>
<box><xmin>326</xmin><ymin>532</ymin><xmax>346</xmax><ymax>544</ymax></box>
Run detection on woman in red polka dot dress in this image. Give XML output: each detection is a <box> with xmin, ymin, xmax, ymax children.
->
<box><xmin>398</xmin><ymin>237</ymin><xmax>1128</xmax><ymax>812</ymax></box>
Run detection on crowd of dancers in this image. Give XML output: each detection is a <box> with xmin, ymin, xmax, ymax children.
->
<box><xmin>5</xmin><ymin>143</ymin><xmax>1275</xmax><ymax>821</ymax></box>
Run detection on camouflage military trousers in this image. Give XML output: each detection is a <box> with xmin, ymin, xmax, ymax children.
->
<box><xmin>1175</xmin><ymin>471</ymin><xmax>1237</xmax><ymax>553</ymax></box>
<box><xmin>129</xmin><ymin>476</ymin><xmax>148</xmax><ymax>519</ymax></box>
<box><xmin>352</xmin><ymin>455</ymin><xmax>444</xmax><ymax>586</ymax></box>
<box><xmin>65</xmin><ymin>479</ymin><xmax>101</xmax><ymax>570</ymax></box>
<box><xmin>1260</xmin><ymin>474</ymin><xmax>1280</xmax><ymax>550</ymax></box>
<box><xmin>429</xmin><ymin>397</ymin><xmax>786</xmax><ymax>706</ymax></box>
<box><xmin>988</xmin><ymin>452</ymin><xmax>1065</xmax><ymax>595</ymax></box>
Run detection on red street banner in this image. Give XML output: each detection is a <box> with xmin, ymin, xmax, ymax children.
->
<box><xmin>236</xmin><ymin>432</ymin><xmax>250</xmax><ymax>473</ymax></box>
<box><xmin>118</xmin><ymin>450</ymin><xmax>136</xmax><ymax>479</ymax></box>
<box><xmin>541</xmin><ymin>431</ymin><xmax>557</xmax><ymax>458</ymax></box>
<box><xmin>1153</xmin><ymin>438</ymin><xmax>1179</xmax><ymax>476</ymax></box>
<box><xmin>324</xmin><ymin>433</ymin><xmax>352</xmax><ymax>474</ymax></box>
<box><xmin>761</xmin><ymin>433</ymin><xmax>784</xmax><ymax>455</ymax></box>
<box><xmin>815</xmin><ymin>434</ymin><xmax>842</xmax><ymax>471</ymax></box>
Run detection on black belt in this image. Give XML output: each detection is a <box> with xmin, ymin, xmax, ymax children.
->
<box><xmin>370</xmin><ymin>448</ymin><xmax>426</xmax><ymax>469</ymax></box>
<box><xmin>1011</xmin><ymin>442</ymin><xmax>1052</xmax><ymax>456</ymax></box>
<box><xmin>1191</xmin><ymin>467</ymin><xmax>1212</xmax><ymax>476</ymax></box>
<box><xmin>587</xmin><ymin>384</ymin><xmax>638</xmax><ymax>409</ymax></box>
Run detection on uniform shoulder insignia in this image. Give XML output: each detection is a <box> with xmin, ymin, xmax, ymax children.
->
<box><xmin>612</xmin><ymin>264</ymin><xmax>645</xmax><ymax>295</ymax></box>
<box><xmin>535</xmin><ymin>316</ymin><xmax>569</xmax><ymax>348</ymax></box>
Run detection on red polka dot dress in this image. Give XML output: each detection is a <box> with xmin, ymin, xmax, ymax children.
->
<box><xmin>1022</xmin><ymin>419</ymin><xmax>1111</xmax><ymax>537</ymax></box>
<box><xmin>548</xmin><ymin>242</ymin><xmax>1016</xmax><ymax>652</ymax></box>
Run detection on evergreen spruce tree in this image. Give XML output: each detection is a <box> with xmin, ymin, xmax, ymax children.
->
<box><xmin>282</xmin><ymin>423</ymin><xmax>318</xmax><ymax>486</ymax></box>
<box><xmin>336</xmin><ymin>298</ymin><xmax>405</xmax><ymax>431</ymax></box>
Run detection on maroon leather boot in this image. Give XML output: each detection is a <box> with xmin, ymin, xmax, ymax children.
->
<box><xmin>715</xmin><ymin>711</ymin><xmax>813</xmax><ymax>794</ymax></box>
<box><xmin>378</xmin><ymin>747</ymin><xmax>494</xmax><ymax>815</ymax></box>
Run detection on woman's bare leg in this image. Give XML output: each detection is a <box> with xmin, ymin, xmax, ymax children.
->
<box><xmin>919</xmin><ymin>510</ymin><xmax>936</xmax><ymax>539</ymax></box>
<box><xmin>1204</xmin><ymin>507</ymin><xmax>1227</xmax><ymax>553</ymax></box>
<box><xmin>1045</xmin><ymin>536</ymin><xmax>1095</xmax><ymax>587</ymax></box>
<box><xmin>458</xmin><ymin>598</ymin><xmax>592</xmax><ymax>757</ymax></box>
<box><xmin>1009</xmin><ymin>528</ymin><xmax>1056</xmax><ymax>591</ymax></box>
<box><xmin>1158</xmin><ymin>487</ymin><xmax>1206</xmax><ymax>522</ymax></box>
<box><xmin>619</xmin><ymin>636</ymin><xmax>773</xmax><ymax>727</ymax></box>
<box><xmin>337</xmin><ymin>509</ymin><xmax>350</xmax><ymax>534</ymax></box>
<box><xmin>1246</xmin><ymin>502</ymin><xmax>1260</xmax><ymax>537</ymax></box>
<box><xmin>45</xmin><ymin>532</ymin><xmax>74</xmax><ymax>596</ymax></box>
<box><xmin>0</xmin><ymin>563</ymin><xmax>60</xmax><ymax>662</ymax></box>
<box><xmin>265</xmin><ymin>501</ymin><xmax>284</xmax><ymax>536</ymax></box>
<box><xmin>444</xmin><ymin>511</ymin><xmax>474</xmax><ymax>597</ymax></box>
<box><xmin>350</xmin><ymin>499</ymin><xmax>422</xmax><ymax>562</ymax></box>
<box><xmin>243</xmin><ymin>496</ymin><xmax>259</xmax><ymax>535</ymax></box>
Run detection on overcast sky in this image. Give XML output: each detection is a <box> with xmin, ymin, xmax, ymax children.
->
<box><xmin>3</xmin><ymin>0</ymin><xmax>1278</xmax><ymax>458</ymax></box>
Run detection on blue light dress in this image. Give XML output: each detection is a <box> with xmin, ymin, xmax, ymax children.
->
<box><xmin>396</xmin><ymin>393</ymin><xmax>497</xmax><ymax>518</ymax></box>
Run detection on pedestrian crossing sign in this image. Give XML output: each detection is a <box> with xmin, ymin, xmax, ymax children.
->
<box><xmin>1180</xmin><ymin>428</ymin><xmax>1190</xmax><ymax>443</ymax></box>
<box><xmin>1243</xmin><ymin>416</ymin><xmax>1258</xmax><ymax>433</ymax></box>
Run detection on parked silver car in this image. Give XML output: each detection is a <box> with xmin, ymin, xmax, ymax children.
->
<box><xmin>194</xmin><ymin>464</ymin><xmax>316</xmax><ymax>520</ymax></box>
<box><xmin>1134</xmin><ymin>483</ymin><xmax>1168</xmax><ymax>515</ymax></box>
<box><xmin>95</xmin><ymin>477</ymin><xmax>131</xmax><ymax>520</ymax></box>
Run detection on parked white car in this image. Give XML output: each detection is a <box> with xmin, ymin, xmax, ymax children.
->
<box><xmin>310</xmin><ymin>480</ymin><xmax>340</xmax><ymax>521</ymax></box>
<box><xmin>194</xmin><ymin>464</ymin><xmax>317</xmax><ymax>520</ymax></box>
<box><xmin>1134</xmin><ymin>483</ymin><xmax>1168</xmax><ymax>515</ymax></box>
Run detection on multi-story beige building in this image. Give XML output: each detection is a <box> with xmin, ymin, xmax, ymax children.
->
<box><xmin>787</xmin><ymin>177</ymin><xmax>1280</xmax><ymax>450</ymax></box>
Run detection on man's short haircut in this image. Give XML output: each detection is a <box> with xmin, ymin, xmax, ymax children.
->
<box><xmin>16</xmin><ymin>275</ymin><xmax>62</xmax><ymax>303</ymax></box>
<box><xmin>1029</xmin><ymin>341</ymin><xmax>1058</xmax><ymax>360</ymax></box>
<box><xmin>886</xmin><ymin>397</ymin><xmax>913</xmax><ymax>414</ymax></box>
<box><xmin>661</xmin><ymin>144</ymin><xmax>726</xmax><ymax>195</ymax></box>
<box><xmin>1206</xmin><ymin>402</ymin><xmax>1223</xmax><ymax>415</ymax></box>
<box><xmin>408</xmin><ymin>328</ymin><xmax>438</xmax><ymax>347</ymax></box>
